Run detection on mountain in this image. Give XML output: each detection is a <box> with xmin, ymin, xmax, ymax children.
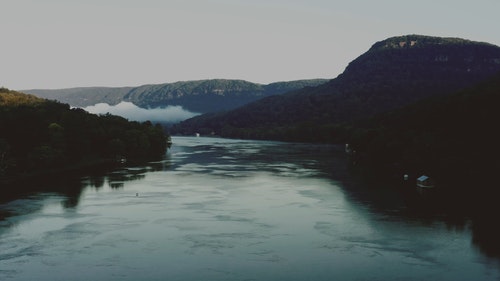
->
<box><xmin>24</xmin><ymin>87</ymin><xmax>133</xmax><ymax>108</ymax></box>
<box><xmin>346</xmin><ymin>70</ymin><xmax>500</xmax><ymax>207</ymax></box>
<box><xmin>170</xmin><ymin>35</ymin><xmax>500</xmax><ymax>140</ymax></box>
<box><xmin>24</xmin><ymin>79</ymin><xmax>329</xmax><ymax>114</ymax></box>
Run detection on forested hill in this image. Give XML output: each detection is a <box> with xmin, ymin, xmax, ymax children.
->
<box><xmin>347</xmin><ymin>70</ymin><xmax>500</xmax><ymax>202</ymax></box>
<box><xmin>0</xmin><ymin>88</ymin><xmax>168</xmax><ymax>183</ymax></box>
<box><xmin>24</xmin><ymin>79</ymin><xmax>329</xmax><ymax>114</ymax></box>
<box><xmin>170</xmin><ymin>35</ymin><xmax>500</xmax><ymax>140</ymax></box>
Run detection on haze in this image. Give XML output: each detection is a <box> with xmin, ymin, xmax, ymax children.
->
<box><xmin>83</xmin><ymin>102</ymin><xmax>199</xmax><ymax>123</ymax></box>
<box><xmin>1</xmin><ymin>0</ymin><xmax>499</xmax><ymax>90</ymax></box>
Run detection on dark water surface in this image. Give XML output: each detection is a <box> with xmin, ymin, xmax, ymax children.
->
<box><xmin>1</xmin><ymin>136</ymin><xmax>499</xmax><ymax>280</ymax></box>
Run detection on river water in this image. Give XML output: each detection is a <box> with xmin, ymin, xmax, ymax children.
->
<box><xmin>1</xmin><ymin>136</ymin><xmax>499</xmax><ymax>280</ymax></box>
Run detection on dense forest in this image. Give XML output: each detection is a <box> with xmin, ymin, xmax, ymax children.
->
<box><xmin>171</xmin><ymin>35</ymin><xmax>500</xmax><ymax>140</ymax></box>
<box><xmin>346</xmin><ymin>71</ymin><xmax>500</xmax><ymax>194</ymax></box>
<box><xmin>344</xmin><ymin>71</ymin><xmax>500</xmax><ymax>253</ymax></box>
<box><xmin>0</xmin><ymin>88</ymin><xmax>168</xmax><ymax>184</ymax></box>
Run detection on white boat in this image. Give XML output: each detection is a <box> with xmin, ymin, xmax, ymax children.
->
<box><xmin>416</xmin><ymin>175</ymin><xmax>435</xmax><ymax>189</ymax></box>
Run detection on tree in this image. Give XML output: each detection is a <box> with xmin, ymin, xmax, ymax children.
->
<box><xmin>0</xmin><ymin>139</ymin><xmax>10</xmax><ymax>176</ymax></box>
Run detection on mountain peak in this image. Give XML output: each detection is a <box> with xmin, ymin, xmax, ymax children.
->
<box><xmin>369</xmin><ymin>34</ymin><xmax>496</xmax><ymax>51</ymax></box>
<box><xmin>342</xmin><ymin>34</ymin><xmax>500</xmax><ymax>80</ymax></box>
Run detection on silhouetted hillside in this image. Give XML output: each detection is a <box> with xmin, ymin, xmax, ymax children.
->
<box><xmin>1</xmin><ymin>88</ymin><xmax>168</xmax><ymax>183</ymax></box>
<box><xmin>347</xmin><ymin>71</ymin><xmax>500</xmax><ymax>191</ymax></box>
<box><xmin>171</xmin><ymin>35</ymin><xmax>500</xmax><ymax>141</ymax></box>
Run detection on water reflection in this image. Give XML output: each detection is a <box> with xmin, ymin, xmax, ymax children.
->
<box><xmin>471</xmin><ymin>217</ymin><xmax>500</xmax><ymax>260</ymax></box>
<box><xmin>60</xmin><ymin>186</ymin><xmax>84</xmax><ymax>209</ymax></box>
<box><xmin>0</xmin><ymin>137</ymin><xmax>499</xmax><ymax>280</ymax></box>
<box><xmin>176</xmin><ymin>138</ymin><xmax>500</xmax><ymax>261</ymax></box>
<box><xmin>337</xmin><ymin>169</ymin><xmax>500</xmax><ymax>264</ymax></box>
<box><xmin>0</xmin><ymin>159</ymin><xmax>172</xmax><ymax>224</ymax></box>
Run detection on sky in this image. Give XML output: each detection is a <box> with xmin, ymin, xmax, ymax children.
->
<box><xmin>2</xmin><ymin>0</ymin><xmax>499</xmax><ymax>90</ymax></box>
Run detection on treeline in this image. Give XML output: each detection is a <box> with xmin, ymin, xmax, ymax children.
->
<box><xmin>345</xmin><ymin>72</ymin><xmax>500</xmax><ymax>197</ymax></box>
<box><xmin>1</xmin><ymin>88</ymin><xmax>168</xmax><ymax>182</ymax></box>
<box><xmin>171</xmin><ymin>35</ymin><xmax>500</xmax><ymax>139</ymax></box>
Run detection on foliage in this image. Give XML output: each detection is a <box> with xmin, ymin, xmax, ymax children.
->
<box><xmin>171</xmin><ymin>35</ymin><xmax>500</xmax><ymax>142</ymax></box>
<box><xmin>346</xmin><ymin>71</ymin><xmax>500</xmax><ymax>193</ymax></box>
<box><xmin>0</xmin><ymin>89</ymin><xmax>168</xmax><ymax>181</ymax></box>
<box><xmin>0</xmin><ymin>88</ymin><xmax>44</xmax><ymax>106</ymax></box>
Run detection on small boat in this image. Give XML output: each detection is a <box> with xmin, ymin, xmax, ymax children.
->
<box><xmin>416</xmin><ymin>175</ymin><xmax>435</xmax><ymax>189</ymax></box>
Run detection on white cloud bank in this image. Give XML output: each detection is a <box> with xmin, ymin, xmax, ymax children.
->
<box><xmin>82</xmin><ymin>102</ymin><xmax>199</xmax><ymax>123</ymax></box>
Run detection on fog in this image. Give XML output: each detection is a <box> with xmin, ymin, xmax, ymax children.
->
<box><xmin>82</xmin><ymin>102</ymin><xmax>199</xmax><ymax>123</ymax></box>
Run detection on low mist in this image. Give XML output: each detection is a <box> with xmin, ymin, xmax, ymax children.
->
<box><xmin>82</xmin><ymin>102</ymin><xmax>199</xmax><ymax>123</ymax></box>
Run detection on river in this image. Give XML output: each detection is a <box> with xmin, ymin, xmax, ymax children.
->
<box><xmin>1</xmin><ymin>136</ymin><xmax>499</xmax><ymax>280</ymax></box>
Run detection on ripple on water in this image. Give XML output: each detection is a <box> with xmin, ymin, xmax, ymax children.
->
<box><xmin>1</xmin><ymin>137</ymin><xmax>499</xmax><ymax>281</ymax></box>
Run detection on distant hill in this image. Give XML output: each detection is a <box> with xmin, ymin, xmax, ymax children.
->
<box><xmin>25</xmin><ymin>87</ymin><xmax>133</xmax><ymax>108</ymax></box>
<box><xmin>0</xmin><ymin>87</ymin><xmax>44</xmax><ymax>106</ymax></box>
<box><xmin>171</xmin><ymin>35</ymin><xmax>500</xmax><ymax>140</ymax></box>
<box><xmin>24</xmin><ymin>79</ymin><xmax>329</xmax><ymax>114</ymax></box>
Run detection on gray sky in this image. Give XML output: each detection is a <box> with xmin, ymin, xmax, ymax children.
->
<box><xmin>2</xmin><ymin>0</ymin><xmax>499</xmax><ymax>90</ymax></box>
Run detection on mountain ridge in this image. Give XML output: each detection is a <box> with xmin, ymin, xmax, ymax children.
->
<box><xmin>171</xmin><ymin>35</ymin><xmax>500</xmax><ymax>139</ymax></box>
<box><xmin>24</xmin><ymin>79</ymin><xmax>329</xmax><ymax>114</ymax></box>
